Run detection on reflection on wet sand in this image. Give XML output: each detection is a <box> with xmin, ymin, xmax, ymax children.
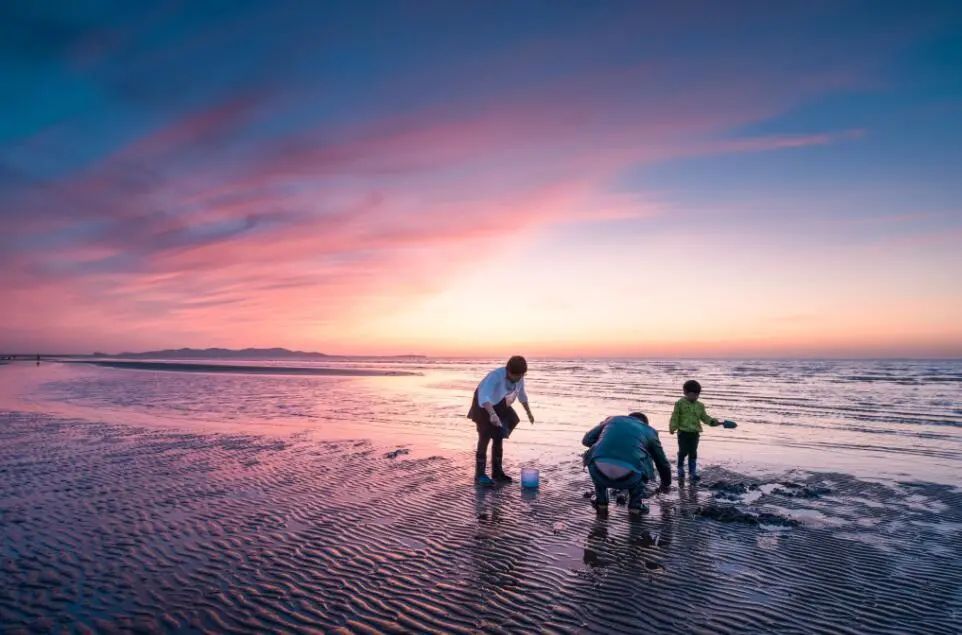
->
<box><xmin>1</xmin><ymin>360</ymin><xmax>960</xmax><ymax>631</ymax></box>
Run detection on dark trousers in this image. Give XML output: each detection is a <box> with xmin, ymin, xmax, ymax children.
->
<box><xmin>475</xmin><ymin>420</ymin><xmax>504</xmax><ymax>477</ymax></box>
<box><xmin>588</xmin><ymin>462</ymin><xmax>647</xmax><ymax>508</ymax></box>
<box><xmin>677</xmin><ymin>431</ymin><xmax>700</xmax><ymax>473</ymax></box>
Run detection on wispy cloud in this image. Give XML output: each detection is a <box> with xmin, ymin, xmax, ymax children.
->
<box><xmin>711</xmin><ymin>128</ymin><xmax>867</xmax><ymax>154</ymax></box>
<box><xmin>2</xmin><ymin>2</ymin><xmax>958</xmax><ymax>354</ymax></box>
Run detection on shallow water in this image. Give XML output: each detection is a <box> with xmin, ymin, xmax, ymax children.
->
<box><xmin>9</xmin><ymin>357</ymin><xmax>962</xmax><ymax>483</ymax></box>
<box><xmin>1</xmin><ymin>359</ymin><xmax>960</xmax><ymax>632</ymax></box>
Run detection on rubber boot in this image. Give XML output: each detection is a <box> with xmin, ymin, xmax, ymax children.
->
<box><xmin>491</xmin><ymin>442</ymin><xmax>512</xmax><ymax>483</ymax></box>
<box><xmin>594</xmin><ymin>483</ymin><xmax>609</xmax><ymax>509</ymax></box>
<box><xmin>689</xmin><ymin>457</ymin><xmax>699</xmax><ymax>482</ymax></box>
<box><xmin>677</xmin><ymin>458</ymin><xmax>686</xmax><ymax>480</ymax></box>
<box><xmin>628</xmin><ymin>486</ymin><xmax>648</xmax><ymax>514</ymax></box>
<box><xmin>475</xmin><ymin>454</ymin><xmax>493</xmax><ymax>486</ymax></box>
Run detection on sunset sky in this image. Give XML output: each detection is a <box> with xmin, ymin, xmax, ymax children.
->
<box><xmin>2</xmin><ymin>2</ymin><xmax>961</xmax><ymax>357</ymax></box>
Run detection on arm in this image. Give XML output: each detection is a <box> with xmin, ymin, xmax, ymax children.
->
<box><xmin>582</xmin><ymin>418</ymin><xmax>610</xmax><ymax>447</ymax></box>
<box><xmin>477</xmin><ymin>371</ymin><xmax>502</xmax><ymax>426</ymax></box>
<box><xmin>519</xmin><ymin>380</ymin><xmax>534</xmax><ymax>424</ymax></box>
<box><xmin>477</xmin><ymin>370</ymin><xmax>498</xmax><ymax>408</ymax></box>
<box><xmin>699</xmin><ymin>403</ymin><xmax>719</xmax><ymax>426</ymax></box>
<box><xmin>668</xmin><ymin>402</ymin><xmax>680</xmax><ymax>434</ymax></box>
<box><xmin>483</xmin><ymin>403</ymin><xmax>501</xmax><ymax>427</ymax></box>
<box><xmin>520</xmin><ymin>401</ymin><xmax>534</xmax><ymax>424</ymax></box>
<box><xmin>648</xmin><ymin>433</ymin><xmax>672</xmax><ymax>487</ymax></box>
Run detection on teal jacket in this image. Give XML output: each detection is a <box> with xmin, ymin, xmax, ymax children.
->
<box><xmin>582</xmin><ymin>416</ymin><xmax>672</xmax><ymax>486</ymax></box>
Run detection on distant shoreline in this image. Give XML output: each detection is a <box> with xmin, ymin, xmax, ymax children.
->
<box><xmin>4</xmin><ymin>353</ymin><xmax>962</xmax><ymax>362</ymax></box>
<box><xmin>91</xmin><ymin>347</ymin><xmax>428</xmax><ymax>361</ymax></box>
<box><xmin>4</xmin><ymin>354</ymin><xmax>962</xmax><ymax>365</ymax></box>
<box><xmin>67</xmin><ymin>360</ymin><xmax>421</xmax><ymax>377</ymax></box>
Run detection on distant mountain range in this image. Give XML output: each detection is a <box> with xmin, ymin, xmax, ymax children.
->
<box><xmin>92</xmin><ymin>347</ymin><xmax>425</xmax><ymax>360</ymax></box>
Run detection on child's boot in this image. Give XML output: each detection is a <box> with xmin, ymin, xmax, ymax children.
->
<box><xmin>689</xmin><ymin>457</ymin><xmax>700</xmax><ymax>482</ymax></box>
<box><xmin>677</xmin><ymin>458</ymin><xmax>686</xmax><ymax>480</ymax></box>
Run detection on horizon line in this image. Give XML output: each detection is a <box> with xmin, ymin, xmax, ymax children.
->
<box><xmin>5</xmin><ymin>352</ymin><xmax>961</xmax><ymax>362</ymax></box>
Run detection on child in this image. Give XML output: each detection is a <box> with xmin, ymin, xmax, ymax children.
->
<box><xmin>669</xmin><ymin>379</ymin><xmax>719</xmax><ymax>481</ymax></box>
<box><xmin>467</xmin><ymin>356</ymin><xmax>535</xmax><ymax>486</ymax></box>
<box><xmin>582</xmin><ymin>412</ymin><xmax>672</xmax><ymax>515</ymax></box>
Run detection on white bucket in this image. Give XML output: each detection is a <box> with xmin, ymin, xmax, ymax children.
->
<box><xmin>521</xmin><ymin>468</ymin><xmax>540</xmax><ymax>489</ymax></box>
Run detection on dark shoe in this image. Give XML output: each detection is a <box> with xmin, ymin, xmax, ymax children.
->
<box><xmin>628</xmin><ymin>503</ymin><xmax>650</xmax><ymax>515</ymax></box>
<box><xmin>594</xmin><ymin>487</ymin><xmax>610</xmax><ymax>508</ymax></box>
<box><xmin>476</xmin><ymin>474</ymin><xmax>494</xmax><ymax>487</ymax></box>
<box><xmin>691</xmin><ymin>474</ymin><xmax>701</xmax><ymax>482</ymax></box>
<box><xmin>493</xmin><ymin>472</ymin><xmax>513</xmax><ymax>484</ymax></box>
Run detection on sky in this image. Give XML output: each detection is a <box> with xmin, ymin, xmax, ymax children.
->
<box><xmin>2</xmin><ymin>1</ymin><xmax>961</xmax><ymax>357</ymax></box>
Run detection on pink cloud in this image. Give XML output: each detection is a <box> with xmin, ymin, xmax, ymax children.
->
<box><xmin>3</xmin><ymin>59</ymin><xmax>869</xmax><ymax>352</ymax></box>
<box><xmin>709</xmin><ymin>128</ymin><xmax>866</xmax><ymax>154</ymax></box>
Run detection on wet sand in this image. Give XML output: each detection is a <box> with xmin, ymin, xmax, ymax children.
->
<box><xmin>2</xmin><ymin>409</ymin><xmax>960</xmax><ymax>633</ymax></box>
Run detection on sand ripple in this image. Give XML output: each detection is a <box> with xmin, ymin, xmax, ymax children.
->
<box><xmin>1</xmin><ymin>411</ymin><xmax>960</xmax><ymax>633</ymax></box>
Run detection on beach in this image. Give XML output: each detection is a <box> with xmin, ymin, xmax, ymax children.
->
<box><xmin>1</xmin><ymin>359</ymin><xmax>960</xmax><ymax>632</ymax></box>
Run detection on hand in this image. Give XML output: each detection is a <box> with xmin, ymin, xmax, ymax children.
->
<box><xmin>670</xmin><ymin>430</ymin><xmax>676</xmax><ymax>435</ymax></box>
<box><xmin>489</xmin><ymin>412</ymin><xmax>502</xmax><ymax>427</ymax></box>
<box><xmin>527</xmin><ymin>412</ymin><xmax>535</xmax><ymax>425</ymax></box>
<box><xmin>710</xmin><ymin>419</ymin><xmax>720</xmax><ymax>427</ymax></box>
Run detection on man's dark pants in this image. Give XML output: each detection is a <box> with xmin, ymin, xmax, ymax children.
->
<box><xmin>588</xmin><ymin>461</ymin><xmax>648</xmax><ymax>508</ymax></box>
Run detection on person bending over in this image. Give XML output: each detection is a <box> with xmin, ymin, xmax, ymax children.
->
<box><xmin>582</xmin><ymin>412</ymin><xmax>671</xmax><ymax>514</ymax></box>
<box><xmin>467</xmin><ymin>356</ymin><xmax>535</xmax><ymax>486</ymax></box>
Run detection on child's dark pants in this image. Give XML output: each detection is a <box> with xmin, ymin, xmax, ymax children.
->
<box><xmin>677</xmin><ymin>431</ymin><xmax>700</xmax><ymax>474</ymax></box>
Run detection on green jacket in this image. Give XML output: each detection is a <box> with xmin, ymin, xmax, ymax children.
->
<box><xmin>582</xmin><ymin>416</ymin><xmax>672</xmax><ymax>485</ymax></box>
<box><xmin>669</xmin><ymin>398</ymin><xmax>717</xmax><ymax>434</ymax></box>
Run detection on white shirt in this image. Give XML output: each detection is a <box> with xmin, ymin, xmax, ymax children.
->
<box><xmin>477</xmin><ymin>367</ymin><xmax>528</xmax><ymax>407</ymax></box>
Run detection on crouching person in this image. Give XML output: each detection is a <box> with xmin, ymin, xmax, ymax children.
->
<box><xmin>582</xmin><ymin>412</ymin><xmax>672</xmax><ymax>515</ymax></box>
